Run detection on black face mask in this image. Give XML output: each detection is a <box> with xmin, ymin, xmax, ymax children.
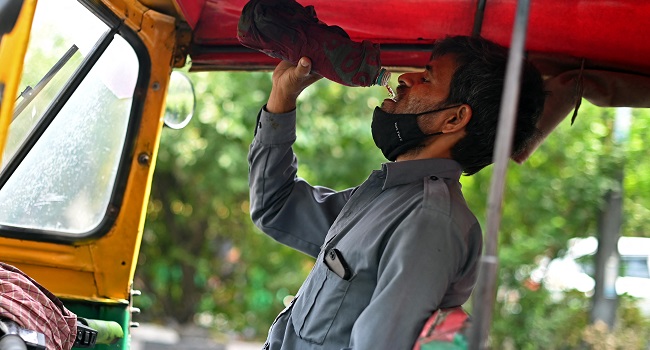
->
<box><xmin>371</xmin><ymin>105</ymin><xmax>461</xmax><ymax>161</ymax></box>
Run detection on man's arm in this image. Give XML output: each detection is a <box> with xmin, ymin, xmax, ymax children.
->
<box><xmin>248</xmin><ymin>58</ymin><xmax>353</xmax><ymax>257</ymax></box>
<box><xmin>347</xmin><ymin>207</ymin><xmax>480</xmax><ymax>350</ymax></box>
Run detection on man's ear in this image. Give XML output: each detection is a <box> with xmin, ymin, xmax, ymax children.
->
<box><xmin>441</xmin><ymin>104</ymin><xmax>472</xmax><ymax>133</ymax></box>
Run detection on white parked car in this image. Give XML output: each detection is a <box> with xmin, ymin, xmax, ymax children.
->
<box><xmin>534</xmin><ymin>236</ymin><xmax>650</xmax><ymax>315</ymax></box>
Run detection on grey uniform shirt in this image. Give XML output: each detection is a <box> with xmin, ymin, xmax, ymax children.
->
<box><xmin>249</xmin><ymin>108</ymin><xmax>482</xmax><ymax>350</ymax></box>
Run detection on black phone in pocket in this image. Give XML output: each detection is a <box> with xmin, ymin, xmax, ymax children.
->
<box><xmin>324</xmin><ymin>248</ymin><xmax>352</xmax><ymax>280</ymax></box>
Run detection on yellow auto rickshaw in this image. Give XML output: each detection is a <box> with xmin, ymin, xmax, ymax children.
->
<box><xmin>1</xmin><ymin>0</ymin><xmax>648</xmax><ymax>349</ymax></box>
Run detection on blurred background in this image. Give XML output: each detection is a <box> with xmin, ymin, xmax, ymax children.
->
<box><xmin>132</xmin><ymin>70</ymin><xmax>650</xmax><ymax>350</ymax></box>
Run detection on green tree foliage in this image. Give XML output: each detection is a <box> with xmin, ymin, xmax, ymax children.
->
<box><xmin>136</xmin><ymin>71</ymin><xmax>650</xmax><ymax>347</ymax></box>
<box><xmin>468</xmin><ymin>104</ymin><xmax>650</xmax><ymax>348</ymax></box>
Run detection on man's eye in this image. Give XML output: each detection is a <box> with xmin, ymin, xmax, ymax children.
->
<box><xmin>422</xmin><ymin>77</ymin><xmax>430</xmax><ymax>83</ymax></box>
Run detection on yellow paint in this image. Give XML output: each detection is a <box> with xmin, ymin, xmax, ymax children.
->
<box><xmin>0</xmin><ymin>0</ymin><xmax>38</xmax><ymax>163</ymax></box>
<box><xmin>0</xmin><ymin>0</ymin><xmax>179</xmax><ymax>303</ymax></box>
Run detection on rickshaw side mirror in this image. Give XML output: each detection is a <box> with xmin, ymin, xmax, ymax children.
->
<box><xmin>163</xmin><ymin>71</ymin><xmax>195</xmax><ymax>130</ymax></box>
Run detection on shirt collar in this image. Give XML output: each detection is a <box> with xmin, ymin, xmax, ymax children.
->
<box><xmin>381</xmin><ymin>158</ymin><xmax>462</xmax><ymax>189</ymax></box>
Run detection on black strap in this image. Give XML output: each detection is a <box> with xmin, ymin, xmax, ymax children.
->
<box><xmin>472</xmin><ymin>0</ymin><xmax>487</xmax><ymax>37</ymax></box>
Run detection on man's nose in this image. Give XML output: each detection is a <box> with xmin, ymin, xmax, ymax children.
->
<box><xmin>397</xmin><ymin>72</ymin><xmax>420</xmax><ymax>87</ymax></box>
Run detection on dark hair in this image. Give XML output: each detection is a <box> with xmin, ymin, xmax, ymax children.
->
<box><xmin>432</xmin><ymin>36</ymin><xmax>546</xmax><ymax>175</ymax></box>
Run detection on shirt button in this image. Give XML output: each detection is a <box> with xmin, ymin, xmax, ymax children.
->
<box><xmin>430</xmin><ymin>175</ymin><xmax>439</xmax><ymax>181</ymax></box>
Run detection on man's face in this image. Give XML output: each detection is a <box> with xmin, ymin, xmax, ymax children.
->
<box><xmin>380</xmin><ymin>54</ymin><xmax>458</xmax><ymax>114</ymax></box>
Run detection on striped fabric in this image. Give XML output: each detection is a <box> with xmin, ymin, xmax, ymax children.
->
<box><xmin>0</xmin><ymin>262</ymin><xmax>77</xmax><ymax>350</ymax></box>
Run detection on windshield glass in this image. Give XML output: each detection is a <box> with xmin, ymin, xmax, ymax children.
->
<box><xmin>2</xmin><ymin>0</ymin><xmax>106</xmax><ymax>168</ymax></box>
<box><xmin>0</xmin><ymin>0</ymin><xmax>139</xmax><ymax>235</ymax></box>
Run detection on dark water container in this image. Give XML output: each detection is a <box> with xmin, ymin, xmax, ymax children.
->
<box><xmin>237</xmin><ymin>0</ymin><xmax>391</xmax><ymax>87</ymax></box>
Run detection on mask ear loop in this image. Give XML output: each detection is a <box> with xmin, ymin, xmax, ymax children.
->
<box><xmin>570</xmin><ymin>59</ymin><xmax>585</xmax><ymax>125</ymax></box>
<box><xmin>413</xmin><ymin>105</ymin><xmax>464</xmax><ymax>138</ymax></box>
<box><xmin>413</xmin><ymin>104</ymin><xmax>463</xmax><ymax>117</ymax></box>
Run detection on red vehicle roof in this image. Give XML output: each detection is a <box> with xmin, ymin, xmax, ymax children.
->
<box><xmin>176</xmin><ymin>0</ymin><xmax>650</xmax><ymax>76</ymax></box>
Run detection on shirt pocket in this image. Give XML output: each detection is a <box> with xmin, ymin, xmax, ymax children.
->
<box><xmin>290</xmin><ymin>263</ymin><xmax>351</xmax><ymax>344</ymax></box>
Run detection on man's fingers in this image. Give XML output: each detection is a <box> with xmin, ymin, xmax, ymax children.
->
<box><xmin>296</xmin><ymin>57</ymin><xmax>312</xmax><ymax>77</ymax></box>
<box><xmin>288</xmin><ymin>57</ymin><xmax>322</xmax><ymax>89</ymax></box>
<box><xmin>267</xmin><ymin>57</ymin><xmax>324</xmax><ymax>113</ymax></box>
<box><xmin>296</xmin><ymin>58</ymin><xmax>323</xmax><ymax>87</ymax></box>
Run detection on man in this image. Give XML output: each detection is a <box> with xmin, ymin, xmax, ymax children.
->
<box><xmin>248</xmin><ymin>35</ymin><xmax>545</xmax><ymax>349</ymax></box>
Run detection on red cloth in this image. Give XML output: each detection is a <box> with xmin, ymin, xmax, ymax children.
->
<box><xmin>413</xmin><ymin>307</ymin><xmax>470</xmax><ymax>349</ymax></box>
<box><xmin>0</xmin><ymin>262</ymin><xmax>77</xmax><ymax>350</ymax></box>
<box><xmin>237</xmin><ymin>0</ymin><xmax>383</xmax><ymax>87</ymax></box>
